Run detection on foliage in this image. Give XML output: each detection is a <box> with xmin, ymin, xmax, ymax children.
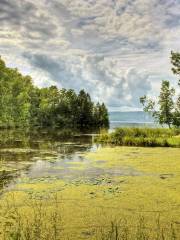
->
<box><xmin>140</xmin><ymin>81</ymin><xmax>175</xmax><ymax>128</ymax></box>
<box><xmin>171</xmin><ymin>51</ymin><xmax>180</xmax><ymax>85</ymax></box>
<box><xmin>0</xmin><ymin>58</ymin><xmax>33</xmax><ymax>128</ymax></box>
<box><xmin>0</xmin><ymin>57</ymin><xmax>109</xmax><ymax>130</ymax></box>
<box><xmin>158</xmin><ymin>81</ymin><xmax>175</xmax><ymax>127</ymax></box>
<box><xmin>140</xmin><ymin>52</ymin><xmax>180</xmax><ymax>128</ymax></box>
<box><xmin>96</xmin><ymin>127</ymin><xmax>180</xmax><ymax>147</ymax></box>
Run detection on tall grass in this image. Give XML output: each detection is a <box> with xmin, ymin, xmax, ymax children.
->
<box><xmin>0</xmin><ymin>196</ymin><xmax>180</xmax><ymax>239</ymax></box>
<box><xmin>98</xmin><ymin>217</ymin><xmax>179</xmax><ymax>240</ymax></box>
<box><xmin>0</xmin><ymin>195</ymin><xmax>62</xmax><ymax>240</ymax></box>
<box><xmin>96</xmin><ymin>128</ymin><xmax>180</xmax><ymax>147</ymax></box>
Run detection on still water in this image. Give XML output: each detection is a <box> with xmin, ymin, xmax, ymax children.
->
<box><xmin>0</xmin><ymin>130</ymin><xmax>96</xmax><ymax>191</ymax></box>
<box><xmin>109</xmin><ymin>111</ymin><xmax>156</xmax><ymax>129</ymax></box>
<box><xmin>0</xmin><ymin>129</ymin><xmax>142</xmax><ymax>193</ymax></box>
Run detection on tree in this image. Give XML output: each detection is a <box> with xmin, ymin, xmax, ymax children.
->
<box><xmin>172</xmin><ymin>96</ymin><xmax>180</xmax><ymax>127</ymax></box>
<box><xmin>77</xmin><ymin>90</ymin><xmax>94</xmax><ymax>129</ymax></box>
<box><xmin>171</xmin><ymin>51</ymin><xmax>180</xmax><ymax>85</ymax></box>
<box><xmin>100</xmin><ymin>103</ymin><xmax>109</xmax><ymax>128</ymax></box>
<box><xmin>158</xmin><ymin>81</ymin><xmax>175</xmax><ymax>128</ymax></box>
<box><xmin>0</xmin><ymin>57</ymin><xmax>109</xmax><ymax>130</ymax></box>
<box><xmin>0</xmin><ymin>57</ymin><xmax>33</xmax><ymax>127</ymax></box>
<box><xmin>140</xmin><ymin>52</ymin><xmax>180</xmax><ymax>128</ymax></box>
<box><xmin>140</xmin><ymin>81</ymin><xmax>175</xmax><ymax>128</ymax></box>
<box><xmin>93</xmin><ymin>103</ymin><xmax>109</xmax><ymax>128</ymax></box>
<box><xmin>55</xmin><ymin>89</ymin><xmax>78</xmax><ymax>128</ymax></box>
<box><xmin>171</xmin><ymin>51</ymin><xmax>180</xmax><ymax>127</ymax></box>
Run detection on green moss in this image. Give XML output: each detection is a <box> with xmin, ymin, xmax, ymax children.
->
<box><xmin>1</xmin><ymin>147</ymin><xmax>180</xmax><ymax>239</ymax></box>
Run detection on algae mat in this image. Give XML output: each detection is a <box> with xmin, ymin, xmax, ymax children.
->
<box><xmin>0</xmin><ymin>147</ymin><xmax>180</xmax><ymax>239</ymax></box>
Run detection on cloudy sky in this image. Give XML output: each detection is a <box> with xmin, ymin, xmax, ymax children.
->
<box><xmin>0</xmin><ymin>0</ymin><xmax>180</xmax><ymax>111</ymax></box>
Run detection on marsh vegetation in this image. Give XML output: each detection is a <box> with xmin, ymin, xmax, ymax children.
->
<box><xmin>96</xmin><ymin>127</ymin><xmax>180</xmax><ymax>147</ymax></box>
<box><xmin>0</xmin><ymin>131</ymin><xmax>180</xmax><ymax>239</ymax></box>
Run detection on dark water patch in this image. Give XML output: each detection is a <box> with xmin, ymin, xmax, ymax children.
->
<box><xmin>0</xmin><ymin>170</ymin><xmax>16</xmax><ymax>190</ymax></box>
<box><xmin>0</xmin><ymin>130</ymin><xmax>94</xmax><ymax>190</ymax></box>
<box><xmin>160</xmin><ymin>174</ymin><xmax>174</xmax><ymax>179</ymax></box>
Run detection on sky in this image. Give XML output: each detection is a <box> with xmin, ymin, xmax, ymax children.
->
<box><xmin>0</xmin><ymin>0</ymin><xmax>180</xmax><ymax>111</ymax></box>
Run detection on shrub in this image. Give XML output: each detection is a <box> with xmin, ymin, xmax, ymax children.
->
<box><xmin>95</xmin><ymin>128</ymin><xmax>180</xmax><ymax>147</ymax></box>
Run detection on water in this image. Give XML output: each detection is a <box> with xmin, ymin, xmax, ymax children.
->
<box><xmin>0</xmin><ymin>112</ymin><xmax>157</xmax><ymax>191</ymax></box>
<box><xmin>109</xmin><ymin>111</ymin><xmax>155</xmax><ymax>129</ymax></box>
<box><xmin>0</xmin><ymin>129</ymin><xmax>141</xmax><ymax>192</ymax></box>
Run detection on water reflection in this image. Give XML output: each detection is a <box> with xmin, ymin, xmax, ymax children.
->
<box><xmin>0</xmin><ymin>129</ymin><xmax>141</xmax><ymax>193</ymax></box>
<box><xmin>0</xmin><ymin>129</ymin><xmax>97</xmax><ymax>191</ymax></box>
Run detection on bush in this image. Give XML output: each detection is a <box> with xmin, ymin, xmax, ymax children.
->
<box><xmin>95</xmin><ymin>128</ymin><xmax>180</xmax><ymax>147</ymax></box>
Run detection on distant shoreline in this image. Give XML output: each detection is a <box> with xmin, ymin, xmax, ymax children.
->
<box><xmin>110</xmin><ymin>120</ymin><xmax>154</xmax><ymax>124</ymax></box>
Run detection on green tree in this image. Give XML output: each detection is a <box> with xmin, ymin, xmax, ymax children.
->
<box><xmin>77</xmin><ymin>90</ymin><xmax>94</xmax><ymax>129</ymax></box>
<box><xmin>37</xmin><ymin>86</ymin><xmax>60</xmax><ymax>127</ymax></box>
<box><xmin>0</xmin><ymin>57</ymin><xmax>33</xmax><ymax>127</ymax></box>
<box><xmin>171</xmin><ymin>51</ymin><xmax>180</xmax><ymax>85</ymax></box>
<box><xmin>93</xmin><ymin>103</ymin><xmax>109</xmax><ymax>128</ymax></box>
<box><xmin>0</xmin><ymin>56</ymin><xmax>109</xmax><ymax>130</ymax></box>
<box><xmin>100</xmin><ymin>103</ymin><xmax>109</xmax><ymax>128</ymax></box>
<box><xmin>140</xmin><ymin>81</ymin><xmax>175</xmax><ymax>128</ymax></box>
<box><xmin>55</xmin><ymin>89</ymin><xmax>78</xmax><ymax>128</ymax></box>
<box><xmin>158</xmin><ymin>81</ymin><xmax>175</xmax><ymax>128</ymax></box>
<box><xmin>171</xmin><ymin>51</ymin><xmax>180</xmax><ymax>127</ymax></box>
<box><xmin>29</xmin><ymin>87</ymin><xmax>41</xmax><ymax>126</ymax></box>
<box><xmin>172</xmin><ymin>96</ymin><xmax>180</xmax><ymax>127</ymax></box>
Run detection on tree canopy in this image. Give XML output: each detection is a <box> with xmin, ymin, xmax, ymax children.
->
<box><xmin>0</xmin><ymin>57</ymin><xmax>109</xmax><ymax>130</ymax></box>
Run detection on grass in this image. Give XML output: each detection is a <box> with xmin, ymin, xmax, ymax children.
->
<box><xmin>0</xmin><ymin>195</ymin><xmax>62</xmax><ymax>240</ymax></box>
<box><xmin>0</xmin><ymin>199</ymin><xmax>179</xmax><ymax>240</ymax></box>
<box><xmin>96</xmin><ymin>128</ymin><xmax>180</xmax><ymax>147</ymax></box>
<box><xmin>0</xmin><ymin>147</ymin><xmax>180</xmax><ymax>239</ymax></box>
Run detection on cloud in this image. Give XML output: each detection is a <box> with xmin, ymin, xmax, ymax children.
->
<box><xmin>23</xmin><ymin>52</ymin><xmax>151</xmax><ymax>108</ymax></box>
<box><xmin>0</xmin><ymin>0</ymin><xmax>180</xmax><ymax>110</ymax></box>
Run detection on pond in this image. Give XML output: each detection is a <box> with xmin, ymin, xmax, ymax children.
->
<box><xmin>0</xmin><ymin>130</ymin><xmax>95</xmax><ymax>191</ymax></box>
<box><xmin>0</xmin><ymin>129</ymin><xmax>142</xmax><ymax>192</ymax></box>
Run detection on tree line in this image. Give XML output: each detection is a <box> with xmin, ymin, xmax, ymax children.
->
<box><xmin>140</xmin><ymin>51</ymin><xmax>180</xmax><ymax>128</ymax></box>
<box><xmin>0</xmin><ymin>57</ymin><xmax>109</xmax><ymax>130</ymax></box>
